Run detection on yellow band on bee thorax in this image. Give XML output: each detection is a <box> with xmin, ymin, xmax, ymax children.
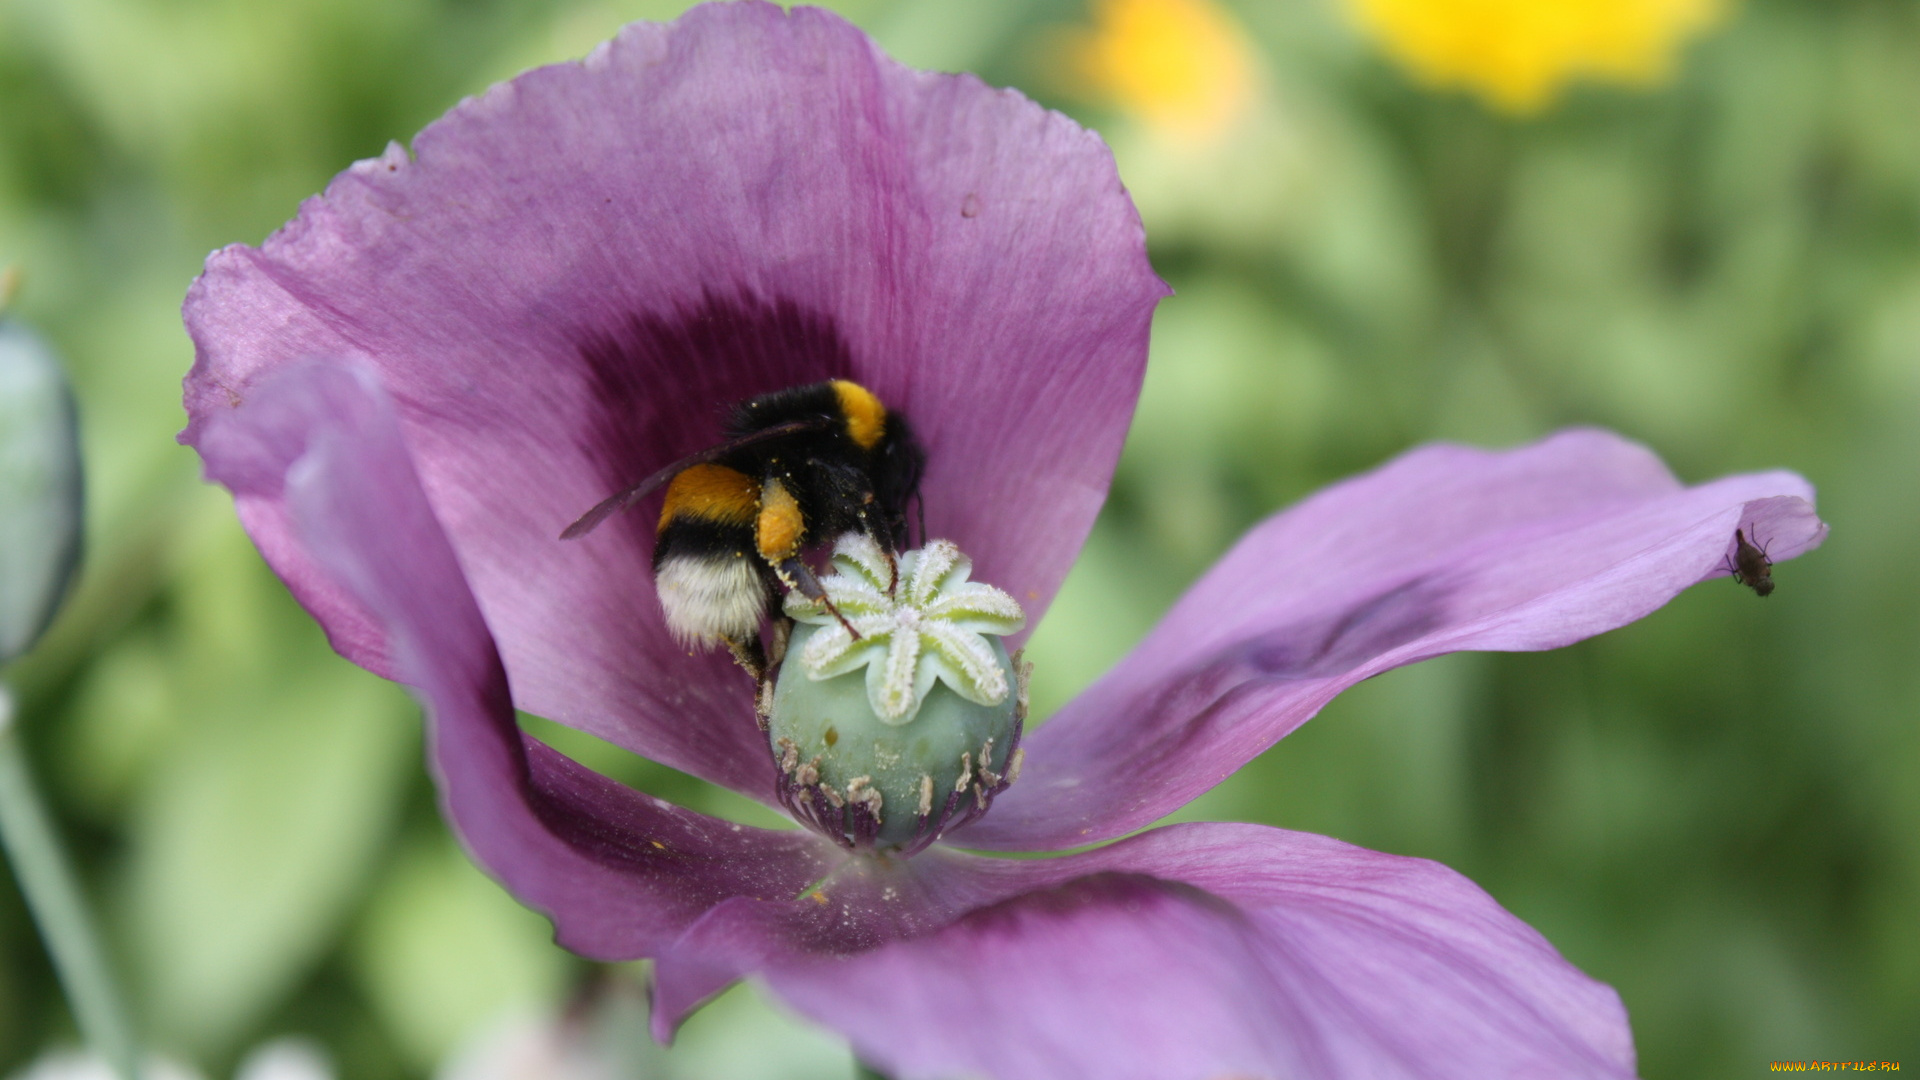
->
<box><xmin>830</xmin><ymin>379</ymin><xmax>887</xmax><ymax>450</ymax></box>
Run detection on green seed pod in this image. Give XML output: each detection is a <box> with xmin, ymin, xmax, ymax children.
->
<box><xmin>0</xmin><ymin>315</ymin><xmax>84</xmax><ymax>664</ymax></box>
<box><xmin>769</xmin><ymin>535</ymin><xmax>1028</xmax><ymax>853</ymax></box>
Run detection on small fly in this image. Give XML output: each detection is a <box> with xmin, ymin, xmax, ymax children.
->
<box><xmin>1725</xmin><ymin>528</ymin><xmax>1774</xmax><ymax>597</ymax></box>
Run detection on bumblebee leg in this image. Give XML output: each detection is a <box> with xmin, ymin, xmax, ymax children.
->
<box><xmin>776</xmin><ymin>555</ymin><xmax>821</xmax><ymax>598</ymax></box>
<box><xmin>745</xmin><ymin>619</ymin><xmax>791</xmax><ymax>732</ymax></box>
<box><xmin>778</xmin><ymin>557</ymin><xmax>861</xmax><ymax>641</ymax></box>
<box><xmin>721</xmin><ymin>634</ymin><xmax>767</xmax><ymax>682</ymax></box>
<box><xmin>768</xmin><ymin>613</ymin><xmax>793</xmax><ymax>668</ymax></box>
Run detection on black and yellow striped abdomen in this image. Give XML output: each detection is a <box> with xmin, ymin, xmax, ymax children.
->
<box><xmin>653</xmin><ymin>464</ymin><xmax>768</xmax><ymax>646</ymax></box>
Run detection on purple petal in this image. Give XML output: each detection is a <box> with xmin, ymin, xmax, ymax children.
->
<box><xmin>760</xmin><ymin>823</ymin><xmax>1637</xmax><ymax>1080</ymax></box>
<box><xmin>962</xmin><ymin>429</ymin><xmax>1829</xmax><ymax>849</ymax></box>
<box><xmin>195</xmin><ymin>360</ymin><xmax>834</xmax><ymax>957</ymax></box>
<box><xmin>180</xmin><ymin>2</ymin><xmax>1163</xmax><ymax>799</ymax></box>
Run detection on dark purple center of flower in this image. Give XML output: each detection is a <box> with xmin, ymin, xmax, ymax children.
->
<box><xmin>573</xmin><ymin>290</ymin><xmax>856</xmax><ymax>551</ymax></box>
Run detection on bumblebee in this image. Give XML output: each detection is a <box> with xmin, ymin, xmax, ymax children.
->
<box><xmin>562</xmin><ymin>379</ymin><xmax>925</xmax><ymax>661</ymax></box>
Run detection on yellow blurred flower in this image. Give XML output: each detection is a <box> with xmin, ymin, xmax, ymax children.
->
<box><xmin>1057</xmin><ymin>0</ymin><xmax>1260</xmax><ymax>145</ymax></box>
<box><xmin>1345</xmin><ymin>0</ymin><xmax>1730</xmax><ymax>113</ymax></box>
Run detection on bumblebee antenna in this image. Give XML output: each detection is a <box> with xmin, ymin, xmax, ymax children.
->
<box><xmin>560</xmin><ymin>418</ymin><xmax>833</xmax><ymax>540</ymax></box>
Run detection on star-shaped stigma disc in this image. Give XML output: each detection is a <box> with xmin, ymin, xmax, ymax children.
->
<box><xmin>784</xmin><ymin>534</ymin><xmax>1027</xmax><ymax>725</ymax></box>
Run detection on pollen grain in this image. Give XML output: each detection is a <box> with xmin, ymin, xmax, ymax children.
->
<box><xmin>756</xmin><ymin>477</ymin><xmax>806</xmax><ymax>562</ymax></box>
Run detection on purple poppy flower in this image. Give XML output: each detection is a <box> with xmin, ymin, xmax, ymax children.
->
<box><xmin>180</xmin><ymin>4</ymin><xmax>1826</xmax><ymax>1077</ymax></box>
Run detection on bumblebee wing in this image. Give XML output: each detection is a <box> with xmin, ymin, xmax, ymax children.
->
<box><xmin>559</xmin><ymin>418</ymin><xmax>831</xmax><ymax>540</ymax></box>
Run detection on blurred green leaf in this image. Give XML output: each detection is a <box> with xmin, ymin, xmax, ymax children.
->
<box><xmin>126</xmin><ymin>660</ymin><xmax>415</xmax><ymax>1054</ymax></box>
<box><xmin>59</xmin><ymin>629</ymin><xmax>176</xmax><ymax>819</ymax></box>
<box><xmin>350</xmin><ymin>835</ymin><xmax>569</xmax><ymax>1071</ymax></box>
<box><xmin>660</xmin><ymin>980</ymin><xmax>854</xmax><ymax>1080</ymax></box>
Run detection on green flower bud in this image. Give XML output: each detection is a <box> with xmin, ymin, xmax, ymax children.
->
<box><xmin>769</xmin><ymin>535</ymin><xmax>1029</xmax><ymax>853</ymax></box>
<box><xmin>0</xmin><ymin>312</ymin><xmax>83</xmax><ymax>664</ymax></box>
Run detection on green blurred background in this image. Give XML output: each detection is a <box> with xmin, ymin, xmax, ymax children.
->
<box><xmin>1</xmin><ymin>0</ymin><xmax>1915</xmax><ymax>1076</ymax></box>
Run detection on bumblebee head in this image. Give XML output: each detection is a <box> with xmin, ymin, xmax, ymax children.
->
<box><xmin>826</xmin><ymin>380</ymin><xmax>924</xmax><ymax>547</ymax></box>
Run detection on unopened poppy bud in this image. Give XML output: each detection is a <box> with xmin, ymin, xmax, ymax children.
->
<box><xmin>0</xmin><ymin>309</ymin><xmax>84</xmax><ymax>664</ymax></box>
<box><xmin>769</xmin><ymin>534</ymin><xmax>1028</xmax><ymax>853</ymax></box>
